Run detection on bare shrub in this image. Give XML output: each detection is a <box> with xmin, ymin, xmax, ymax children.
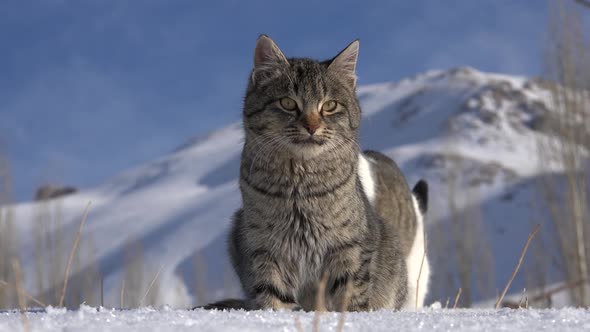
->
<box><xmin>435</xmin><ymin>150</ymin><xmax>496</xmax><ymax>307</ymax></box>
<box><xmin>0</xmin><ymin>151</ymin><xmax>19</xmax><ymax>309</ymax></box>
<box><xmin>538</xmin><ymin>0</ymin><xmax>590</xmax><ymax>306</ymax></box>
<box><xmin>32</xmin><ymin>198</ymin><xmax>66</xmax><ymax>306</ymax></box>
<box><xmin>68</xmin><ymin>235</ymin><xmax>101</xmax><ymax>307</ymax></box>
<box><xmin>119</xmin><ymin>239</ymin><xmax>161</xmax><ymax>308</ymax></box>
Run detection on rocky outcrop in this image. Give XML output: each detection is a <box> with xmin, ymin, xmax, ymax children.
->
<box><xmin>34</xmin><ymin>184</ymin><xmax>78</xmax><ymax>201</ymax></box>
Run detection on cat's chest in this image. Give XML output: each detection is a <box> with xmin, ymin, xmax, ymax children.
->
<box><xmin>277</xmin><ymin>210</ymin><xmax>326</xmax><ymax>284</ymax></box>
<box><xmin>266</xmin><ymin>201</ymin><xmax>331</xmax><ymax>256</ymax></box>
<box><xmin>273</xmin><ymin>202</ymin><xmax>331</xmax><ymax>246</ymax></box>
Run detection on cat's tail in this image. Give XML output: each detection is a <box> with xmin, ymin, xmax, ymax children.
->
<box><xmin>412</xmin><ymin>179</ymin><xmax>428</xmax><ymax>214</ymax></box>
<box><xmin>193</xmin><ymin>298</ymin><xmax>251</xmax><ymax>311</ymax></box>
<box><xmin>404</xmin><ymin>179</ymin><xmax>430</xmax><ymax>309</ymax></box>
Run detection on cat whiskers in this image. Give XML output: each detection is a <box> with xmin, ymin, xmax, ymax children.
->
<box><xmin>337</xmin><ymin>136</ymin><xmax>362</xmax><ymax>152</ymax></box>
<box><xmin>248</xmin><ymin>134</ymin><xmax>288</xmax><ymax>178</ymax></box>
<box><xmin>247</xmin><ymin>134</ymin><xmax>281</xmax><ymax>177</ymax></box>
<box><xmin>249</xmin><ymin>136</ymin><xmax>282</xmax><ymax>175</ymax></box>
<box><xmin>325</xmin><ymin>136</ymin><xmax>360</xmax><ymax>160</ymax></box>
<box><xmin>260</xmin><ymin>137</ymin><xmax>289</xmax><ymax>174</ymax></box>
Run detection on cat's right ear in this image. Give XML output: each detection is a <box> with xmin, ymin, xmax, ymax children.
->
<box><xmin>253</xmin><ymin>35</ymin><xmax>289</xmax><ymax>69</ymax></box>
<box><xmin>328</xmin><ymin>39</ymin><xmax>359</xmax><ymax>89</ymax></box>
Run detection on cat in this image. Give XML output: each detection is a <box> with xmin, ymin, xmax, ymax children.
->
<box><xmin>198</xmin><ymin>35</ymin><xmax>429</xmax><ymax>311</ymax></box>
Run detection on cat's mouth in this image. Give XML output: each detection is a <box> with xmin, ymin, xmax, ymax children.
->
<box><xmin>290</xmin><ymin>135</ymin><xmax>327</xmax><ymax>146</ymax></box>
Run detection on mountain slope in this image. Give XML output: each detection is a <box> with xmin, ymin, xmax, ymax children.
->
<box><xmin>5</xmin><ymin>67</ymin><xmax>573</xmax><ymax>308</ymax></box>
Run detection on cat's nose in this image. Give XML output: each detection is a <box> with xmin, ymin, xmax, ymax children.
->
<box><xmin>302</xmin><ymin>113</ymin><xmax>322</xmax><ymax>135</ymax></box>
<box><xmin>303</xmin><ymin>122</ymin><xmax>321</xmax><ymax>135</ymax></box>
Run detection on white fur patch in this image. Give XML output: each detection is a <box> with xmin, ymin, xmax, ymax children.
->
<box><xmin>403</xmin><ymin>195</ymin><xmax>430</xmax><ymax>309</ymax></box>
<box><xmin>358</xmin><ymin>155</ymin><xmax>375</xmax><ymax>205</ymax></box>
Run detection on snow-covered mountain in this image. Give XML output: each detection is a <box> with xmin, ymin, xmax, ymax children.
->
<box><xmin>4</xmin><ymin>67</ymin><xmax>573</xmax><ymax>308</ymax></box>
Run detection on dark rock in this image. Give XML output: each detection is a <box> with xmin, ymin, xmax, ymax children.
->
<box><xmin>34</xmin><ymin>185</ymin><xmax>78</xmax><ymax>201</ymax></box>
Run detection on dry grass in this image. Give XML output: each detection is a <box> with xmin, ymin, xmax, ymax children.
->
<box><xmin>518</xmin><ymin>288</ymin><xmax>527</xmax><ymax>309</ymax></box>
<box><xmin>336</xmin><ymin>281</ymin><xmax>352</xmax><ymax>332</ymax></box>
<box><xmin>193</xmin><ymin>252</ymin><xmax>209</xmax><ymax>306</ymax></box>
<box><xmin>1</xmin><ymin>192</ymin><xmax>102</xmax><ymax>309</ymax></box>
<box><xmin>0</xmin><ymin>279</ymin><xmax>46</xmax><ymax>308</ymax></box>
<box><xmin>495</xmin><ymin>224</ymin><xmax>541</xmax><ymax>309</ymax></box>
<box><xmin>294</xmin><ymin>315</ymin><xmax>303</xmax><ymax>332</ymax></box>
<box><xmin>11</xmin><ymin>258</ymin><xmax>30</xmax><ymax>332</ymax></box>
<box><xmin>25</xmin><ymin>291</ymin><xmax>46</xmax><ymax>308</ymax></box>
<box><xmin>32</xmin><ymin>199</ymin><xmax>61</xmax><ymax>306</ymax></box>
<box><xmin>120</xmin><ymin>279</ymin><xmax>126</xmax><ymax>308</ymax></box>
<box><xmin>140</xmin><ymin>264</ymin><xmax>164</xmax><ymax>307</ymax></box>
<box><xmin>452</xmin><ymin>288</ymin><xmax>462</xmax><ymax>309</ymax></box>
<box><xmin>311</xmin><ymin>272</ymin><xmax>329</xmax><ymax>332</ymax></box>
<box><xmin>100</xmin><ymin>278</ymin><xmax>104</xmax><ymax>307</ymax></box>
<box><xmin>59</xmin><ymin>201</ymin><xmax>91</xmax><ymax>307</ymax></box>
<box><xmin>122</xmin><ymin>240</ymin><xmax>146</xmax><ymax>307</ymax></box>
<box><xmin>529</xmin><ymin>279</ymin><xmax>587</xmax><ymax>306</ymax></box>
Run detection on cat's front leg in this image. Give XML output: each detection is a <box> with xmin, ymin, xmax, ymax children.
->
<box><xmin>322</xmin><ymin>244</ymin><xmax>375</xmax><ymax>312</ymax></box>
<box><xmin>252</xmin><ymin>284</ymin><xmax>299</xmax><ymax>310</ymax></box>
<box><xmin>325</xmin><ymin>273</ymin><xmax>372</xmax><ymax>312</ymax></box>
<box><xmin>246</xmin><ymin>251</ymin><xmax>299</xmax><ymax>310</ymax></box>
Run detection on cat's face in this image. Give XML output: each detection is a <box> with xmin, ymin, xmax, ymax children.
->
<box><xmin>243</xmin><ymin>35</ymin><xmax>361</xmax><ymax>158</ymax></box>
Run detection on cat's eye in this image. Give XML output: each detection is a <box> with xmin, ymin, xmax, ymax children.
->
<box><xmin>279</xmin><ymin>97</ymin><xmax>298</xmax><ymax>111</ymax></box>
<box><xmin>321</xmin><ymin>100</ymin><xmax>338</xmax><ymax>114</ymax></box>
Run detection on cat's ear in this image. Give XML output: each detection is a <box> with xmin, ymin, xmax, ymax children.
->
<box><xmin>328</xmin><ymin>39</ymin><xmax>359</xmax><ymax>89</ymax></box>
<box><xmin>253</xmin><ymin>35</ymin><xmax>289</xmax><ymax>68</ymax></box>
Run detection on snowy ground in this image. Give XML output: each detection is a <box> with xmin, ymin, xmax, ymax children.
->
<box><xmin>1</xmin><ymin>306</ymin><xmax>589</xmax><ymax>332</ymax></box>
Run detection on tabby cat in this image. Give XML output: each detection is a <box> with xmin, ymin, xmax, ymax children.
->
<box><xmin>200</xmin><ymin>35</ymin><xmax>429</xmax><ymax>311</ymax></box>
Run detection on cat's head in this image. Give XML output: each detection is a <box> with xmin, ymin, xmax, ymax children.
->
<box><xmin>243</xmin><ymin>35</ymin><xmax>361</xmax><ymax>158</ymax></box>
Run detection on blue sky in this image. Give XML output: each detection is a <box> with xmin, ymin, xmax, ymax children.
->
<box><xmin>1</xmin><ymin>1</ymin><xmax>549</xmax><ymax>201</ymax></box>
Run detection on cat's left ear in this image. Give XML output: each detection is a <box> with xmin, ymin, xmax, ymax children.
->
<box><xmin>251</xmin><ymin>35</ymin><xmax>289</xmax><ymax>85</ymax></box>
<box><xmin>254</xmin><ymin>35</ymin><xmax>289</xmax><ymax>69</ymax></box>
<box><xmin>328</xmin><ymin>39</ymin><xmax>359</xmax><ymax>89</ymax></box>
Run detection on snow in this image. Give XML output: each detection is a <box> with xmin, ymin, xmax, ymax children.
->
<box><xmin>0</xmin><ymin>306</ymin><xmax>589</xmax><ymax>332</ymax></box>
<box><xmin>2</xmin><ymin>67</ymin><xmax>583</xmax><ymax>309</ymax></box>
